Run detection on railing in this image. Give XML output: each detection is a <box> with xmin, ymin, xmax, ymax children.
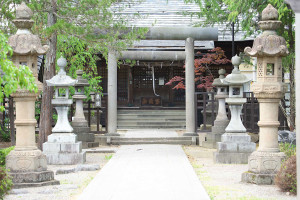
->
<box><xmin>195</xmin><ymin>92</ymin><xmax>216</xmax><ymax>132</ymax></box>
<box><xmin>195</xmin><ymin>91</ymin><xmax>289</xmax><ymax>134</ymax></box>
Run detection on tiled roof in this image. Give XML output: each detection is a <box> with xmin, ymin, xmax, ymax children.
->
<box><xmin>118</xmin><ymin>0</ymin><xmax>255</xmax><ymax>42</ymax></box>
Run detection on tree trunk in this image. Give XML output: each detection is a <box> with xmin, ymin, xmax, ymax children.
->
<box><xmin>289</xmin><ymin>63</ymin><xmax>295</xmax><ymax>131</ymax></box>
<box><xmin>38</xmin><ymin>0</ymin><xmax>57</xmax><ymax>150</ymax></box>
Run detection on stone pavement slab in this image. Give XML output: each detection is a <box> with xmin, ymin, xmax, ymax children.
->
<box><xmin>78</xmin><ymin>144</ymin><xmax>210</xmax><ymax>200</ymax></box>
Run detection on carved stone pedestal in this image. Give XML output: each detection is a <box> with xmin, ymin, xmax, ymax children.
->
<box><xmin>73</xmin><ymin>127</ymin><xmax>98</xmax><ymax>148</ymax></box>
<box><xmin>214</xmin><ymin>133</ymin><xmax>256</xmax><ymax>164</ymax></box>
<box><xmin>6</xmin><ymin>92</ymin><xmax>59</xmax><ymax>188</ymax></box>
<box><xmin>43</xmin><ymin>133</ymin><xmax>86</xmax><ymax>165</ymax></box>
<box><xmin>242</xmin><ymin>151</ymin><xmax>285</xmax><ymax>184</ymax></box>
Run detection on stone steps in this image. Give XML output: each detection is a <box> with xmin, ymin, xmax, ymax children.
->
<box><xmin>110</xmin><ymin>136</ymin><xmax>195</xmax><ymax>145</ymax></box>
<box><xmin>117</xmin><ymin>109</ymin><xmax>186</xmax><ymax>129</ymax></box>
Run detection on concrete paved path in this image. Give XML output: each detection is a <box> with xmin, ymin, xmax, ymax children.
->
<box><xmin>78</xmin><ymin>130</ymin><xmax>210</xmax><ymax>200</ymax></box>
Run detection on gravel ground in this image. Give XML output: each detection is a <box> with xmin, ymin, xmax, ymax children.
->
<box><xmin>4</xmin><ymin>150</ymin><xmax>115</xmax><ymax>200</ymax></box>
<box><xmin>184</xmin><ymin>146</ymin><xmax>297</xmax><ymax>200</ymax></box>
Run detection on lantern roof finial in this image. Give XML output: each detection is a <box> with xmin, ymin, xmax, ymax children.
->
<box><xmin>46</xmin><ymin>57</ymin><xmax>78</xmax><ymax>87</ymax></box>
<box><xmin>262</xmin><ymin>4</ymin><xmax>278</xmax><ymax>21</ymax></box>
<box><xmin>8</xmin><ymin>2</ymin><xmax>49</xmax><ymax>55</ymax></box>
<box><xmin>244</xmin><ymin>4</ymin><xmax>288</xmax><ymax>57</ymax></box>
<box><xmin>224</xmin><ymin>55</ymin><xmax>250</xmax><ymax>85</ymax></box>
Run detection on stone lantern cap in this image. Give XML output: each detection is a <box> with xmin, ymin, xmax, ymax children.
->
<box><xmin>244</xmin><ymin>4</ymin><xmax>288</xmax><ymax>57</ymax></box>
<box><xmin>212</xmin><ymin>68</ymin><xmax>228</xmax><ymax>87</ymax></box>
<box><xmin>46</xmin><ymin>57</ymin><xmax>77</xmax><ymax>87</ymax></box>
<box><xmin>8</xmin><ymin>2</ymin><xmax>48</xmax><ymax>56</ymax></box>
<box><xmin>224</xmin><ymin>55</ymin><xmax>250</xmax><ymax>86</ymax></box>
<box><xmin>75</xmin><ymin>70</ymin><xmax>89</xmax><ymax>87</ymax></box>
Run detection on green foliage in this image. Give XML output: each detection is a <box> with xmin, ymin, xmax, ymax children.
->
<box><xmin>0</xmin><ymin>31</ymin><xmax>38</xmax><ymax>111</ymax></box>
<box><xmin>0</xmin><ymin>0</ymin><xmax>148</xmax><ymax>59</ymax></box>
<box><xmin>0</xmin><ymin>118</ymin><xmax>10</xmax><ymax>142</ymax></box>
<box><xmin>56</xmin><ymin>35</ymin><xmax>102</xmax><ymax>97</ymax></box>
<box><xmin>275</xmin><ymin>155</ymin><xmax>297</xmax><ymax>195</ymax></box>
<box><xmin>0</xmin><ymin>166</ymin><xmax>13</xmax><ymax>200</ymax></box>
<box><xmin>279</xmin><ymin>143</ymin><xmax>296</xmax><ymax>159</ymax></box>
<box><xmin>185</xmin><ymin>0</ymin><xmax>295</xmax><ymax>70</ymax></box>
<box><xmin>0</xmin><ymin>146</ymin><xmax>14</xmax><ymax>166</ymax></box>
<box><xmin>105</xmin><ymin>154</ymin><xmax>113</xmax><ymax>160</ymax></box>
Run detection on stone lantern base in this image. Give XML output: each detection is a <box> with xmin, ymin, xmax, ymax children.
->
<box><xmin>6</xmin><ymin>149</ymin><xmax>59</xmax><ymax>188</ymax></box>
<box><xmin>214</xmin><ymin>133</ymin><xmax>256</xmax><ymax>164</ymax></box>
<box><xmin>43</xmin><ymin>133</ymin><xmax>86</xmax><ymax>165</ymax></box>
<box><xmin>241</xmin><ymin>151</ymin><xmax>285</xmax><ymax>185</ymax></box>
<box><xmin>202</xmin><ymin>120</ymin><xmax>229</xmax><ymax>148</ymax></box>
<box><xmin>73</xmin><ymin>126</ymin><xmax>99</xmax><ymax>148</ymax></box>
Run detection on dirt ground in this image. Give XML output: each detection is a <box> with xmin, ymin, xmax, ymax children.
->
<box><xmin>184</xmin><ymin>146</ymin><xmax>297</xmax><ymax>200</ymax></box>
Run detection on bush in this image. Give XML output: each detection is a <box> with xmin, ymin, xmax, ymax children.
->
<box><xmin>275</xmin><ymin>155</ymin><xmax>297</xmax><ymax>195</ymax></box>
<box><xmin>0</xmin><ymin>146</ymin><xmax>14</xmax><ymax>166</ymax></box>
<box><xmin>279</xmin><ymin>143</ymin><xmax>296</xmax><ymax>159</ymax></box>
<box><xmin>0</xmin><ymin>166</ymin><xmax>13</xmax><ymax>199</ymax></box>
<box><xmin>0</xmin><ymin>118</ymin><xmax>10</xmax><ymax>142</ymax></box>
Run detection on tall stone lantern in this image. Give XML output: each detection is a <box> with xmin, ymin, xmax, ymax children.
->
<box><xmin>72</xmin><ymin>70</ymin><xmax>98</xmax><ymax>148</ymax></box>
<box><xmin>43</xmin><ymin>57</ymin><xmax>86</xmax><ymax>164</ymax></box>
<box><xmin>241</xmin><ymin>4</ymin><xmax>288</xmax><ymax>185</ymax></box>
<box><xmin>5</xmin><ymin>2</ymin><xmax>59</xmax><ymax>187</ymax></box>
<box><xmin>203</xmin><ymin>69</ymin><xmax>229</xmax><ymax>148</ymax></box>
<box><xmin>214</xmin><ymin>55</ymin><xmax>256</xmax><ymax>164</ymax></box>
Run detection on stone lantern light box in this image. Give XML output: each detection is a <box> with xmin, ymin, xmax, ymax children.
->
<box><xmin>46</xmin><ymin>57</ymin><xmax>77</xmax><ymax>133</ymax></box>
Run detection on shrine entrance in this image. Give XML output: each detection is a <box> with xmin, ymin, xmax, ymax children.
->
<box><xmin>99</xmin><ymin>59</ymin><xmax>186</xmax><ymax>108</ymax></box>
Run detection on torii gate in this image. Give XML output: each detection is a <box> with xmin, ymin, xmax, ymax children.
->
<box><xmin>106</xmin><ymin>27</ymin><xmax>218</xmax><ymax>136</ymax></box>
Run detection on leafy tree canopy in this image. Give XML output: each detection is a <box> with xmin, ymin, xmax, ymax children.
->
<box><xmin>0</xmin><ymin>31</ymin><xmax>37</xmax><ymax>110</ymax></box>
<box><xmin>185</xmin><ymin>0</ymin><xmax>294</xmax><ymax>47</ymax></box>
<box><xmin>0</xmin><ymin>0</ymin><xmax>147</xmax><ymax>95</ymax></box>
<box><xmin>1</xmin><ymin>0</ymin><xmax>147</xmax><ymax>56</ymax></box>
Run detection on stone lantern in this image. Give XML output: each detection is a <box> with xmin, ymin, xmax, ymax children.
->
<box><xmin>214</xmin><ymin>55</ymin><xmax>256</xmax><ymax>164</ymax></box>
<box><xmin>5</xmin><ymin>2</ymin><xmax>59</xmax><ymax>187</ymax></box>
<box><xmin>72</xmin><ymin>70</ymin><xmax>98</xmax><ymax>148</ymax></box>
<box><xmin>242</xmin><ymin>4</ymin><xmax>288</xmax><ymax>184</ymax></box>
<box><xmin>43</xmin><ymin>57</ymin><xmax>86</xmax><ymax>164</ymax></box>
<box><xmin>203</xmin><ymin>69</ymin><xmax>229</xmax><ymax>148</ymax></box>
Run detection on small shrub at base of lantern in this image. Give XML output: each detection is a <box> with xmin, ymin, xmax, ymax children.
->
<box><xmin>275</xmin><ymin>155</ymin><xmax>297</xmax><ymax>195</ymax></box>
<box><xmin>0</xmin><ymin>166</ymin><xmax>13</xmax><ymax>199</ymax></box>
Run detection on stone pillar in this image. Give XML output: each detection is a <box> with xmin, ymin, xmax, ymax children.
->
<box><xmin>43</xmin><ymin>57</ymin><xmax>86</xmax><ymax>165</ymax></box>
<box><xmin>5</xmin><ymin>2</ymin><xmax>59</xmax><ymax>188</ymax></box>
<box><xmin>184</xmin><ymin>37</ymin><xmax>197</xmax><ymax>136</ymax></box>
<box><xmin>285</xmin><ymin>0</ymin><xmax>300</xmax><ymax>194</ymax></box>
<box><xmin>203</xmin><ymin>69</ymin><xmax>229</xmax><ymax>148</ymax></box>
<box><xmin>214</xmin><ymin>55</ymin><xmax>256</xmax><ymax>164</ymax></box>
<box><xmin>107</xmin><ymin>51</ymin><xmax>119</xmax><ymax>136</ymax></box>
<box><xmin>241</xmin><ymin>4</ymin><xmax>288</xmax><ymax>184</ymax></box>
<box><xmin>72</xmin><ymin>70</ymin><xmax>99</xmax><ymax>148</ymax></box>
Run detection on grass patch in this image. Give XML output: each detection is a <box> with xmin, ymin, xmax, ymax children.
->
<box><xmin>105</xmin><ymin>154</ymin><xmax>113</xmax><ymax>161</ymax></box>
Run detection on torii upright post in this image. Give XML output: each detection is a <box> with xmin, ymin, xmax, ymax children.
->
<box><xmin>184</xmin><ymin>37</ymin><xmax>197</xmax><ymax>136</ymax></box>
